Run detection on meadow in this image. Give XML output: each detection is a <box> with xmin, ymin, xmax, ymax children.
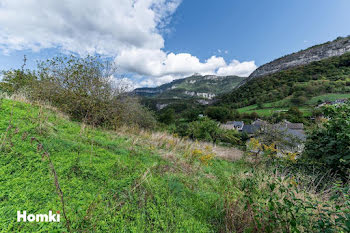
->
<box><xmin>235</xmin><ymin>93</ymin><xmax>350</xmax><ymax>117</ymax></box>
<box><xmin>1</xmin><ymin>97</ymin><xmax>349</xmax><ymax>232</ymax></box>
<box><xmin>0</xmin><ymin>97</ymin><xmax>245</xmax><ymax>232</ymax></box>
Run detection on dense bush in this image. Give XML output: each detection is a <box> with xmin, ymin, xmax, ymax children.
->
<box><xmin>186</xmin><ymin>117</ymin><xmax>220</xmax><ymax>142</ymax></box>
<box><xmin>0</xmin><ymin>55</ymin><xmax>156</xmax><ymax>129</ymax></box>
<box><xmin>0</xmin><ymin>56</ymin><xmax>37</xmax><ymax>94</ymax></box>
<box><xmin>184</xmin><ymin>117</ymin><xmax>241</xmax><ymax>145</ymax></box>
<box><xmin>158</xmin><ymin>108</ymin><xmax>175</xmax><ymax>124</ymax></box>
<box><xmin>239</xmin><ymin>136</ymin><xmax>350</xmax><ymax>232</ymax></box>
<box><xmin>224</xmin><ymin>167</ymin><xmax>350</xmax><ymax>232</ymax></box>
<box><xmin>305</xmin><ymin>103</ymin><xmax>350</xmax><ymax>177</ymax></box>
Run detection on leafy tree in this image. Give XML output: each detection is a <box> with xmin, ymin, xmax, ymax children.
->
<box><xmin>291</xmin><ymin>95</ymin><xmax>307</xmax><ymax>106</ymax></box>
<box><xmin>185</xmin><ymin>117</ymin><xmax>241</xmax><ymax>145</ymax></box>
<box><xmin>250</xmin><ymin>112</ymin><xmax>259</xmax><ymax>120</ymax></box>
<box><xmin>205</xmin><ymin>106</ymin><xmax>230</xmax><ymax>123</ymax></box>
<box><xmin>256</xmin><ymin>124</ymin><xmax>302</xmax><ymax>153</ymax></box>
<box><xmin>285</xmin><ymin>107</ymin><xmax>304</xmax><ymax>123</ymax></box>
<box><xmin>256</xmin><ymin>101</ymin><xmax>264</xmax><ymax>109</ymax></box>
<box><xmin>159</xmin><ymin>108</ymin><xmax>175</xmax><ymax>124</ymax></box>
<box><xmin>182</xmin><ymin>108</ymin><xmax>200</xmax><ymax>122</ymax></box>
<box><xmin>187</xmin><ymin>117</ymin><xmax>221</xmax><ymax>142</ymax></box>
<box><xmin>305</xmin><ymin>102</ymin><xmax>350</xmax><ymax>178</ymax></box>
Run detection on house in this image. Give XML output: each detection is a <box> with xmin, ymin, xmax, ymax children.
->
<box><xmin>331</xmin><ymin>99</ymin><xmax>348</xmax><ymax>105</ymax></box>
<box><xmin>242</xmin><ymin>124</ymin><xmax>261</xmax><ymax>135</ymax></box>
<box><xmin>317</xmin><ymin>98</ymin><xmax>348</xmax><ymax>108</ymax></box>
<box><xmin>221</xmin><ymin>121</ymin><xmax>244</xmax><ymax>131</ymax></box>
<box><xmin>240</xmin><ymin>119</ymin><xmax>267</xmax><ymax>136</ymax></box>
<box><xmin>245</xmin><ymin>120</ymin><xmax>306</xmax><ymax>154</ymax></box>
<box><xmin>268</xmin><ymin>123</ymin><xmax>306</xmax><ymax>153</ymax></box>
<box><xmin>278</xmin><ymin>127</ymin><xmax>306</xmax><ymax>153</ymax></box>
<box><xmin>252</xmin><ymin>119</ymin><xmax>268</xmax><ymax>127</ymax></box>
<box><xmin>281</xmin><ymin>120</ymin><xmax>304</xmax><ymax>130</ymax></box>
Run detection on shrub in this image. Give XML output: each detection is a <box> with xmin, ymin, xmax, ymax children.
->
<box><xmin>305</xmin><ymin>102</ymin><xmax>350</xmax><ymax>178</ymax></box>
<box><xmin>185</xmin><ymin>117</ymin><xmax>241</xmax><ymax>145</ymax></box>
<box><xmin>109</xmin><ymin>96</ymin><xmax>157</xmax><ymax>129</ymax></box>
<box><xmin>224</xmin><ymin>170</ymin><xmax>350</xmax><ymax>232</ymax></box>
<box><xmin>285</xmin><ymin>106</ymin><xmax>305</xmax><ymax>123</ymax></box>
<box><xmin>186</xmin><ymin>117</ymin><xmax>220</xmax><ymax>142</ymax></box>
<box><xmin>218</xmin><ymin>129</ymin><xmax>241</xmax><ymax>145</ymax></box>
<box><xmin>0</xmin><ymin>55</ymin><xmax>156</xmax><ymax>129</ymax></box>
<box><xmin>0</xmin><ymin>56</ymin><xmax>36</xmax><ymax>94</ymax></box>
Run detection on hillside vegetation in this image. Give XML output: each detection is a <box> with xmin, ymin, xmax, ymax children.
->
<box><xmin>221</xmin><ymin>52</ymin><xmax>350</xmax><ymax>109</ymax></box>
<box><xmin>1</xmin><ymin>96</ymin><xmax>350</xmax><ymax>232</ymax></box>
<box><xmin>248</xmin><ymin>35</ymin><xmax>350</xmax><ymax>80</ymax></box>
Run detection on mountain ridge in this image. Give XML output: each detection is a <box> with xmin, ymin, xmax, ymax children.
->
<box><xmin>239</xmin><ymin>36</ymin><xmax>350</xmax><ymax>86</ymax></box>
<box><xmin>134</xmin><ymin>74</ymin><xmax>246</xmax><ymax>100</ymax></box>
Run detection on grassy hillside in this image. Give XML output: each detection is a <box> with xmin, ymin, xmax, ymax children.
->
<box><xmin>221</xmin><ymin>52</ymin><xmax>350</xmax><ymax>109</ymax></box>
<box><xmin>1</xmin><ymin>97</ymin><xmax>349</xmax><ymax>232</ymax></box>
<box><xmin>235</xmin><ymin>93</ymin><xmax>350</xmax><ymax>117</ymax></box>
<box><xmin>0</xmin><ymin>97</ymin><xmax>244</xmax><ymax>232</ymax></box>
<box><xmin>307</xmin><ymin>93</ymin><xmax>350</xmax><ymax>105</ymax></box>
<box><xmin>236</xmin><ymin>105</ymin><xmax>311</xmax><ymax>117</ymax></box>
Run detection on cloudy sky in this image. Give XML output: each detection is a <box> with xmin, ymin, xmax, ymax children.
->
<box><xmin>0</xmin><ymin>0</ymin><xmax>350</xmax><ymax>87</ymax></box>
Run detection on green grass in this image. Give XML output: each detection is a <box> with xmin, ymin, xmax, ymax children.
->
<box><xmin>0</xmin><ymin>98</ymin><xmax>247</xmax><ymax>232</ymax></box>
<box><xmin>236</xmin><ymin>93</ymin><xmax>350</xmax><ymax>117</ymax></box>
<box><xmin>307</xmin><ymin>93</ymin><xmax>350</xmax><ymax>105</ymax></box>
<box><xmin>1</xmin><ymin>98</ymin><xmax>348</xmax><ymax>232</ymax></box>
<box><xmin>237</xmin><ymin>105</ymin><xmax>312</xmax><ymax>117</ymax></box>
<box><xmin>237</xmin><ymin>104</ymin><xmax>293</xmax><ymax>116</ymax></box>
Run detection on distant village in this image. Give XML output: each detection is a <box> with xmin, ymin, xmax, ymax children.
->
<box><xmin>219</xmin><ymin>98</ymin><xmax>349</xmax><ymax>154</ymax></box>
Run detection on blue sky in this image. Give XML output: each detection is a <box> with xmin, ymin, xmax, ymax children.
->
<box><xmin>164</xmin><ymin>0</ymin><xmax>350</xmax><ymax>65</ymax></box>
<box><xmin>0</xmin><ymin>0</ymin><xmax>349</xmax><ymax>87</ymax></box>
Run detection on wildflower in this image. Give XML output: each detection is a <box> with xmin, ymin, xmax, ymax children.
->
<box><xmin>287</xmin><ymin>152</ymin><xmax>297</xmax><ymax>162</ymax></box>
<box><xmin>290</xmin><ymin>177</ymin><xmax>298</xmax><ymax>187</ymax></box>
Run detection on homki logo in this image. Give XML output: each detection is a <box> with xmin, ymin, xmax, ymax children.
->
<box><xmin>17</xmin><ymin>211</ymin><xmax>60</xmax><ymax>222</ymax></box>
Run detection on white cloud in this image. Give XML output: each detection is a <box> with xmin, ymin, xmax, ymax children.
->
<box><xmin>0</xmin><ymin>0</ymin><xmax>181</xmax><ymax>55</ymax></box>
<box><xmin>0</xmin><ymin>0</ymin><xmax>257</xmax><ymax>87</ymax></box>
<box><xmin>116</xmin><ymin>49</ymin><xmax>226</xmax><ymax>77</ymax></box>
<box><xmin>216</xmin><ymin>60</ymin><xmax>257</xmax><ymax>77</ymax></box>
<box><xmin>115</xmin><ymin>48</ymin><xmax>256</xmax><ymax>86</ymax></box>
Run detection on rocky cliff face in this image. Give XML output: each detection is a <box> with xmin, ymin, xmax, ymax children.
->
<box><xmin>247</xmin><ymin>36</ymin><xmax>350</xmax><ymax>82</ymax></box>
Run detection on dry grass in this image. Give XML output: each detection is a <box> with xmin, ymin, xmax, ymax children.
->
<box><xmin>5</xmin><ymin>93</ymin><xmax>70</xmax><ymax>120</ymax></box>
<box><xmin>115</xmin><ymin>126</ymin><xmax>243</xmax><ymax>162</ymax></box>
